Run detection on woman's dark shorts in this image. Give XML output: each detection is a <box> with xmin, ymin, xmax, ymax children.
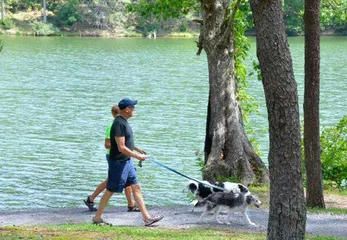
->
<box><xmin>107</xmin><ymin>159</ymin><xmax>138</xmax><ymax>193</ymax></box>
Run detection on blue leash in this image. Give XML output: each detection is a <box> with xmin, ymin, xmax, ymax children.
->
<box><xmin>144</xmin><ymin>157</ymin><xmax>226</xmax><ymax>191</ymax></box>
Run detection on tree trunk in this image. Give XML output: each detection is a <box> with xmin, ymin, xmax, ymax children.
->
<box><xmin>200</xmin><ymin>0</ymin><xmax>269</xmax><ymax>185</ymax></box>
<box><xmin>43</xmin><ymin>0</ymin><xmax>47</xmax><ymax>23</ymax></box>
<box><xmin>304</xmin><ymin>0</ymin><xmax>325</xmax><ymax>208</ymax></box>
<box><xmin>250</xmin><ymin>0</ymin><xmax>307</xmax><ymax>239</ymax></box>
<box><xmin>1</xmin><ymin>0</ymin><xmax>5</xmax><ymax>22</ymax></box>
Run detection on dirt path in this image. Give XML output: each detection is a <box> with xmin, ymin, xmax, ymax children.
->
<box><xmin>1</xmin><ymin>206</ymin><xmax>347</xmax><ymax>238</ymax></box>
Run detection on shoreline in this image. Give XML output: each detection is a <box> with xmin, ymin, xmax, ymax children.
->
<box><xmin>0</xmin><ymin>27</ymin><xmax>200</xmax><ymax>38</ymax></box>
<box><xmin>1</xmin><ymin>27</ymin><xmax>346</xmax><ymax>38</ymax></box>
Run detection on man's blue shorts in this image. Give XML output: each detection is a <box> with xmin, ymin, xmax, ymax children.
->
<box><xmin>107</xmin><ymin>159</ymin><xmax>138</xmax><ymax>193</ymax></box>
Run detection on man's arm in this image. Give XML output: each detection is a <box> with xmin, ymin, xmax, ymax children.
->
<box><xmin>134</xmin><ymin>146</ymin><xmax>146</xmax><ymax>155</ymax></box>
<box><xmin>115</xmin><ymin>136</ymin><xmax>146</xmax><ymax>161</ymax></box>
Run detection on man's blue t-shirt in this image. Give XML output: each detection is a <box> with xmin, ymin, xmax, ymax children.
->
<box><xmin>109</xmin><ymin>115</ymin><xmax>134</xmax><ymax>161</ymax></box>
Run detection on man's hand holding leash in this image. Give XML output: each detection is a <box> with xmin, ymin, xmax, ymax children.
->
<box><xmin>137</xmin><ymin>154</ymin><xmax>146</xmax><ymax>168</ymax></box>
<box><xmin>134</xmin><ymin>147</ymin><xmax>147</xmax><ymax>167</ymax></box>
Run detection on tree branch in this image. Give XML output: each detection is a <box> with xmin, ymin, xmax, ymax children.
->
<box><xmin>192</xmin><ymin>19</ymin><xmax>203</xmax><ymax>25</ymax></box>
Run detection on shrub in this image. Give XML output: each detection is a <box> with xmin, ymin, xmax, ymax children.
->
<box><xmin>30</xmin><ymin>21</ymin><xmax>58</xmax><ymax>36</ymax></box>
<box><xmin>56</xmin><ymin>0</ymin><xmax>81</xmax><ymax>27</ymax></box>
<box><xmin>321</xmin><ymin>115</ymin><xmax>347</xmax><ymax>189</ymax></box>
<box><xmin>1</xmin><ymin>17</ymin><xmax>15</xmax><ymax>30</ymax></box>
<box><xmin>0</xmin><ymin>39</ymin><xmax>3</xmax><ymax>52</ymax></box>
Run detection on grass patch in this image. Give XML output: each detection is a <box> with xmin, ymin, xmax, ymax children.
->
<box><xmin>308</xmin><ymin>207</ymin><xmax>347</xmax><ymax>215</ymax></box>
<box><xmin>249</xmin><ymin>185</ymin><xmax>347</xmax><ymax>214</ymax></box>
<box><xmin>0</xmin><ymin>225</ymin><xmax>266</xmax><ymax>240</ymax></box>
<box><xmin>249</xmin><ymin>185</ymin><xmax>270</xmax><ymax>208</ymax></box>
<box><xmin>1</xmin><ymin>225</ymin><xmax>345</xmax><ymax>240</ymax></box>
<box><xmin>164</xmin><ymin>32</ymin><xmax>199</xmax><ymax>38</ymax></box>
<box><xmin>325</xmin><ymin>188</ymin><xmax>347</xmax><ymax>196</ymax></box>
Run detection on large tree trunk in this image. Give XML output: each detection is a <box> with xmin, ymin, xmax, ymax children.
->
<box><xmin>304</xmin><ymin>0</ymin><xmax>325</xmax><ymax>208</ymax></box>
<box><xmin>1</xmin><ymin>0</ymin><xmax>5</xmax><ymax>22</ymax></box>
<box><xmin>250</xmin><ymin>0</ymin><xmax>306</xmax><ymax>239</ymax></box>
<box><xmin>199</xmin><ymin>0</ymin><xmax>269</xmax><ymax>185</ymax></box>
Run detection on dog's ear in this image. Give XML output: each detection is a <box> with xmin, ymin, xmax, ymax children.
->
<box><xmin>188</xmin><ymin>181</ymin><xmax>199</xmax><ymax>193</ymax></box>
<box><xmin>189</xmin><ymin>183</ymin><xmax>198</xmax><ymax>191</ymax></box>
<box><xmin>238</xmin><ymin>184</ymin><xmax>249</xmax><ymax>193</ymax></box>
<box><xmin>215</xmin><ymin>182</ymin><xmax>223</xmax><ymax>188</ymax></box>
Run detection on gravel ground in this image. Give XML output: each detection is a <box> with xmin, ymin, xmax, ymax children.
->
<box><xmin>1</xmin><ymin>206</ymin><xmax>347</xmax><ymax>238</ymax></box>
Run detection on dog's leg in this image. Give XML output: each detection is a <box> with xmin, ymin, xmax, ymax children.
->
<box><xmin>225</xmin><ymin>209</ymin><xmax>234</xmax><ymax>225</ymax></box>
<box><xmin>213</xmin><ymin>206</ymin><xmax>224</xmax><ymax>224</ymax></box>
<box><xmin>199</xmin><ymin>209</ymin><xmax>210</xmax><ymax>222</ymax></box>
<box><xmin>190</xmin><ymin>200</ymin><xmax>199</xmax><ymax>213</ymax></box>
<box><xmin>242</xmin><ymin>209</ymin><xmax>256</xmax><ymax>226</ymax></box>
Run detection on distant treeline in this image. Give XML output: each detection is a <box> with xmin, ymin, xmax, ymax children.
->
<box><xmin>1</xmin><ymin>0</ymin><xmax>347</xmax><ymax>36</ymax></box>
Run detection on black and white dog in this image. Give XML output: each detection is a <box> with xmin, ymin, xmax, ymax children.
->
<box><xmin>196</xmin><ymin>191</ymin><xmax>262</xmax><ymax>226</ymax></box>
<box><xmin>187</xmin><ymin>180</ymin><xmax>250</xmax><ymax>211</ymax></box>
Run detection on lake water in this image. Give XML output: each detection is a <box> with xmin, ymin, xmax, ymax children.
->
<box><xmin>0</xmin><ymin>36</ymin><xmax>346</xmax><ymax>210</ymax></box>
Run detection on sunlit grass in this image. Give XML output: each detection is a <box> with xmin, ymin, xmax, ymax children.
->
<box><xmin>165</xmin><ymin>32</ymin><xmax>199</xmax><ymax>38</ymax></box>
<box><xmin>0</xmin><ymin>225</ymin><xmax>266</xmax><ymax>240</ymax></box>
<box><xmin>324</xmin><ymin>188</ymin><xmax>347</xmax><ymax>196</ymax></box>
<box><xmin>1</xmin><ymin>225</ymin><xmax>345</xmax><ymax>240</ymax></box>
<box><xmin>308</xmin><ymin>207</ymin><xmax>347</xmax><ymax>215</ymax></box>
<box><xmin>249</xmin><ymin>185</ymin><xmax>347</xmax><ymax>214</ymax></box>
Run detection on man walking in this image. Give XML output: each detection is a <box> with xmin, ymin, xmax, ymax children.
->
<box><xmin>92</xmin><ymin>98</ymin><xmax>163</xmax><ymax>226</ymax></box>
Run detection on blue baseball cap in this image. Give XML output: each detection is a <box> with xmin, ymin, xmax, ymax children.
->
<box><xmin>118</xmin><ymin>98</ymin><xmax>138</xmax><ymax>110</ymax></box>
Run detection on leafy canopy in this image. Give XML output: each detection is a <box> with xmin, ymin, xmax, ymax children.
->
<box><xmin>127</xmin><ymin>0</ymin><xmax>198</xmax><ymax>20</ymax></box>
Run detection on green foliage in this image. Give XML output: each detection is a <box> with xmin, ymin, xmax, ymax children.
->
<box><xmin>123</xmin><ymin>26</ymin><xmax>142</xmax><ymax>37</ymax></box>
<box><xmin>7</xmin><ymin>0</ymin><xmax>41</xmax><ymax>12</ymax></box>
<box><xmin>234</xmin><ymin>2</ymin><xmax>261</xmax><ymax>155</ymax></box>
<box><xmin>178</xmin><ymin>18</ymin><xmax>189</xmax><ymax>32</ymax></box>
<box><xmin>320</xmin><ymin>115</ymin><xmax>347</xmax><ymax>189</ymax></box>
<box><xmin>218</xmin><ymin>176</ymin><xmax>239</xmax><ymax>183</ymax></box>
<box><xmin>248</xmin><ymin>60</ymin><xmax>262</xmax><ymax>81</ymax></box>
<box><xmin>1</xmin><ymin>17</ymin><xmax>15</xmax><ymax>30</ymax></box>
<box><xmin>195</xmin><ymin>150</ymin><xmax>205</xmax><ymax>172</ymax></box>
<box><xmin>2</xmin><ymin>0</ymin><xmax>347</xmax><ymax>36</ymax></box>
<box><xmin>0</xmin><ymin>38</ymin><xmax>3</xmax><ymax>52</ymax></box>
<box><xmin>321</xmin><ymin>0</ymin><xmax>347</xmax><ymax>33</ymax></box>
<box><xmin>127</xmin><ymin>0</ymin><xmax>198</xmax><ymax>20</ymax></box>
<box><xmin>30</xmin><ymin>21</ymin><xmax>58</xmax><ymax>36</ymax></box>
<box><xmin>127</xmin><ymin>1</ymin><xmax>199</xmax><ymax>37</ymax></box>
<box><xmin>56</xmin><ymin>0</ymin><xmax>81</xmax><ymax>27</ymax></box>
<box><xmin>282</xmin><ymin>0</ymin><xmax>304</xmax><ymax>35</ymax></box>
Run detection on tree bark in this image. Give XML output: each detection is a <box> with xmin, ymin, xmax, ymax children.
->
<box><xmin>1</xmin><ymin>0</ymin><xmax>5</xmax><ymax>22</ymax></box>
<box><xmin>200</xmin><ymin>0</ymin><xmax>269</xmax><ymax>185</ymax></box>
<box><xmin>304</xmin><ymin>0</ymin><xmax>325</xmax><ymax>208</ymax></box>
<box><xmin>250</xmin><ymin>0</ymin><xmax>306</xmax><ymax>239</ymax></box>
<box><xmin>43</xmin><ymin>0</ymin><xmax>47</xmax><ymax>23</ymax></box>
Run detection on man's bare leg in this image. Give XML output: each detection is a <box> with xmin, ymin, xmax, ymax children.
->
<box><xmin>131</xmin><ymin>184</ymin><xmax>151</xmax><ymax>220</ymax></box>
<box><xmin>94</xmin><ymin>190</ymin><xmax>114</xmax><ymax>221</ymax></box>
<box><xmin>125</xmin><ymin>186</ymin><xmax>135</xmax><ymax>207</ymax></box>
<box><xmin>89</xmin><ymin>179</ymin><xmax>107</xmax><ymax>202</ymax></box>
